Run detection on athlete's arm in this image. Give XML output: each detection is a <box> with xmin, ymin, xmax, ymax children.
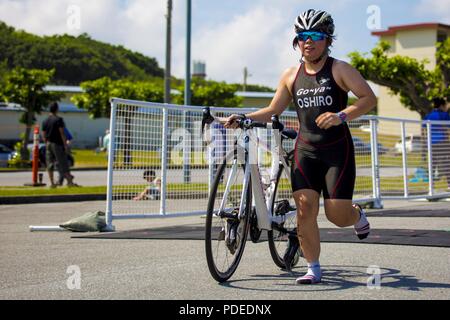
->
<box><xmin>316</xmin><ymin>60</ymin><xmax>376</xmax><ymax>130</ymax></box>
<box><xmin>224</xmin><ymin>67</ymin><xmax>296</xmax><ymax>128</ymax></box>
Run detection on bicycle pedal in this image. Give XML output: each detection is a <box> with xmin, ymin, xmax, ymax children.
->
<box><xmin>218</xmin><ymin>228</ymin><xmax>225</xmax><ymax>241</ymax></box>
<box><xmin>225</xmin><ymin>220</ymin><xmax>240</xmax><ymax>254</ymax></box>
<box><xmin>283</xmin><ymin>234</ymin><xmax>300</xmax><ymax>272</ymax></box>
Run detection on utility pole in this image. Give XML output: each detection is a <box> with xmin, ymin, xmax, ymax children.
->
<box><xmin>183</xmin><ymin>0</ymin><xmax>192</xmax><ymax>183</ymax></box>
<box><xmin>185</xmin><ymin>0</ymin><xmax>192</xmax><ymax>105</ymax></box>
<box><xmin>243</xmin><ymin>67</ymin><xmax>251</xmax><ymax>92</ymax></box>
<box><xmin>164</xmin><ymin>0</ymin><xmax>172</xmax><ymax>104</ymax></box>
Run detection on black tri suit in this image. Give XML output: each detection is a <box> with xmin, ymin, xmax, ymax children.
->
<box><xmin>290</xmin><ymin>57</ymin><xmax>356</xmax><ymax>199</ymax></box>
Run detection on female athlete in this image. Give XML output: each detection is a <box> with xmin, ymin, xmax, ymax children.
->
<box><xmin>224</xmin><ymin>9</ymin><xmax>377</xmax><ymax>284</ymax></box>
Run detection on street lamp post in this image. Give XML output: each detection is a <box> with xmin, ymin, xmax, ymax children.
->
<box><xmin>185</xmin><ymin>0</ymin><xmax>191</xmax><ymax>105</ymax></box>
<box><xmin>164</xmin><ymin>0</ymin><xmax>172</xmax><ymax>104</ymax></box>
<box><xmin>183</xmin><ymin>0</ymin><xmax>192</xmax><ymax>183</ymax></box>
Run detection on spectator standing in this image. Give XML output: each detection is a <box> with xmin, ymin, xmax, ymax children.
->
<box><xmin>41</xmin><ymin>102</ymin><xmax>77</xmax><ymax>188</ymax></box>
<box><xmin>102</xmin><ymin>129</ymin><xmax>110</xmax><ymax>153</ymax></box>
<box><xmin>423</xmin><ymin>98</ymin><xmax>450</xmax><ymax>190</ymax></box>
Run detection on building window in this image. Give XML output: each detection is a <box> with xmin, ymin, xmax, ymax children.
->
<box><xmin>437</xmin><ymin>31</ymin><xmax>447</xmax><ymax>43</ymax></box>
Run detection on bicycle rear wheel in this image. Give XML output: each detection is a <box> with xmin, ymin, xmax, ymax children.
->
<box><xmin>205</xmin><ymin>159</ymin><xmax>251</xmax><ymax>283</ymax></box>
<box><xmin>267</xmin><ymin>163</ymin><xmax>300</xmax><ymax>269</ymax></box>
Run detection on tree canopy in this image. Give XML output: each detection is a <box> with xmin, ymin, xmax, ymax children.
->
<box><xmin>349</xmin><ymin>38</ymin><xmax>450</xmax><ymax>118</ymax></box>
<box><xmin>0</xmin><ymin>67</ymin><xmax>61</xmax><ymax>158</ymax></box>
<box><xmin>71</xmin><ymin>77</ymin><xmax>164</xmax><ymax>118</ymax></box>
<box><xmin>72</xmin><ymin>77</ymin><xmax>243</xmax><ymax>118</ymax></box>
<box><xmin>0</xmin><ymin>21</ymin><xmax>164</xmax><ymax>85</ymax></box>
<box><xmin>173</xmin><ymin>78</ymin><xmax>243</xmax><ymax>108</ymax></box>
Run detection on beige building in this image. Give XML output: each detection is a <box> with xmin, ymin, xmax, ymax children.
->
<box><xmin>236</xmin><ymin>91</ymin><xmax>274</xmax><ymax>108</ymax></box>
<box><xmin>372</xmin><ymin>23</ymin><xmax>450</xmax><ymax>122</ymax></box>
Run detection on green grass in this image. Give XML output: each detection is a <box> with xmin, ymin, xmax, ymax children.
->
<box><xmin>0</xmin><ymin>183</ymin><xmax>209</xmax><ymax>197</ymax></box>
<box><xmin>72</xmin><ymin>149</ymin><xmax>108</xmax><ymax>168</ymax></box>
<box><xmin>1</xmin><ymin>175</ymin><xmax>448</xmax><ymax>198</ymax></box>
<box><xmin>1</xmin><ymin>141</ymin><xmax>429</xmax><ymax>171</ymax></box>
<box><xmin>73</xmin><ymin>149</ymin><xmax>209</xmax><ymax>168</ymax></box>
<box><xmin>0</xmin><ymin>186</ymin><xmax>106</xmax><ymax>197</ymax></box>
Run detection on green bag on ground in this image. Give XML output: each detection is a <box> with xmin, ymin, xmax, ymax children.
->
<box><xmin>60</xmin><ymin>211</ymin><xmax>107</xmax><ymax>232</ymax></box>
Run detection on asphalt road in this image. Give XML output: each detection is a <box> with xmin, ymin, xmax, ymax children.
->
<box><xmin>1</xmin><ymin>200</ymin><xmax>449</xmax><ymax>300</ymax></box>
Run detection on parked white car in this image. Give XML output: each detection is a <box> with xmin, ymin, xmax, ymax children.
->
<box><xmin>394</xmin><ymin>135</ymin><xmax>423</xmax><ymax>153</ymax></box>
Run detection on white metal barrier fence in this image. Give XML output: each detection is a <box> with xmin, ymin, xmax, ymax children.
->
<box><xmin>105</xmin><ymin>98</ymin><xmax>450</xmax><ymax>229</ymax></box>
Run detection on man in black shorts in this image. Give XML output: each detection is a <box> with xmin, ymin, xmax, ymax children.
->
<box><xmin>224</xmin><ymin>9</ymin><xmax>376</xmax><ymax>284</ymax></box>
<box><xmin>41</xmin><ymin>102</ymin><xmax>77</xmax><ymax>188</ymax></box>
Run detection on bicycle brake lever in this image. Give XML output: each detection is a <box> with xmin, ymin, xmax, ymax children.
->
<box><xmin>271</xmin><ymin>115</ymin><xmax>284</xmax><ymax>131</ymax></box>
<box><xmin>201</xmin><ymin>107</ymin><xmax>215</xmax><ymax>133</ymax></box>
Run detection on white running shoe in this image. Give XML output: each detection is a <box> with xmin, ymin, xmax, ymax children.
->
<box><xmin>353</xmin><ymin>203</ymin><xmax>370</xmax><ymax>240</ymax></box>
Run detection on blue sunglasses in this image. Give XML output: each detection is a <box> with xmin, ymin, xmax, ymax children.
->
<box><xmin>296</xmin><ymin>31</ymin><xmax>328</xmax><ymax>42</ymax></box>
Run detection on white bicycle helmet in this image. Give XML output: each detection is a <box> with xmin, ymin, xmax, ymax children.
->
<box><xmin>294</xmin><ymin>9</ymin><xmax>335</xmax><ymax>35</ymax></box>
<box><xmin>292</xmin><ymin>9</ymin><xmax>335</xmax><ymax>59</ymax></box>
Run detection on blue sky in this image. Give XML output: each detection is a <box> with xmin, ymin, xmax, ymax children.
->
<box><xmin>0</xmin><ymin>0</ymin><xmax>448</xmax><ymax>88</ymax></box>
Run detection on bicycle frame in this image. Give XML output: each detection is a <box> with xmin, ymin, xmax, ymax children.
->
<box><xmin>215</xmin><ymin>124</ymin><xmax>296</xmax><ymax>231</ymax></box>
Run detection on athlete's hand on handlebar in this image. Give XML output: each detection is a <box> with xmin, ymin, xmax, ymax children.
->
<box><xmin>223</xmin><ymin>114</ymin><xmax>246</xmax><ymax>129</ymax></box>
<box><xmin>316</xmin><ymin>112</ymin><xmax>342</xmax><ymax>130</ymax></box>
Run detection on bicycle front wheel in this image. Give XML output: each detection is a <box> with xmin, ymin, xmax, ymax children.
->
<box><xmin>205</xmin><ymin>160</ymin><xmax>251</xmax><ymax>283</ymax></box>
<box><xmin>267</xmin><ymin>163</ymin><xmax>299</xmax><ymax>269</ymax></box>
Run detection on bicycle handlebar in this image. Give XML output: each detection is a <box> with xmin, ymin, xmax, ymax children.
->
<box><xmin>201</xmin><ymin>107</ymin><xmax>285</xmax><ymax>132</ymax></box>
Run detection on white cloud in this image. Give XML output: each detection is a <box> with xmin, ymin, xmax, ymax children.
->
<box><xmin>186</xmin><ymin>6</ymin><xmax>296</xmax><ymax>88</ymax></box>
<box><xmin>0</xmin><ymin>0</ymin><xmax>168</xmax><ymax>59</ymax></box>
<box><xmin>0</xmin><ymin>0</ymin><xmax>303</xmax><ymax>87</ymax></box>
<box><xmin>0</xmin><ymin>0</ymin><xmax>68</xmax><ymax>35</ymax></box>
<box><xmin>415</xmin><ymin>0</ymin><xmax>450</xmax><ymax>23</ymax></box>
<box><xmin>0</xmin><ymin>0</ymin><xmax>442</xmax><ymax>90</ymax></box>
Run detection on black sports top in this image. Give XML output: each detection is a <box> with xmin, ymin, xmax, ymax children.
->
<box><xmin>42</xmin><ymin>115</ymin><xmax>66</xmax><ymax>146</ymax></box>
<box><xmin>292</xmin><ymin>57</ymin><xmax>349</xmax><ymax>145</ymax></box>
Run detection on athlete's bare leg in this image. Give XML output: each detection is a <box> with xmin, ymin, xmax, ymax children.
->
<box><xmin>292</xmin><ymin>189</ymin><xmax>321</xmax><ymax>263</ymax></box>
<box><xmin>324</xmin><ymin>199</ymin><xmax>359</xmax><ymax>227</ymax></box>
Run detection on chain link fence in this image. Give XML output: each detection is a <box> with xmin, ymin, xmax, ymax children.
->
<box><xmin>105</xmin><ymin>99</ymin><xmax>450</xmax><ymax>228</ymax></box>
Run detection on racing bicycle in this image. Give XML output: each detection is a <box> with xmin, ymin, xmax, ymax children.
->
<box><xmin>202</xmin><ymin>107</ymin><xmax>302</xmax><ymax>282</ymax></box>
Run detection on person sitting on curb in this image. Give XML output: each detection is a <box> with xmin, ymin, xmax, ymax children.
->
<box><xmin>133</xmin><ymin>170</ymin><xmax>161</xmax><ymax>200</ymax></box>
